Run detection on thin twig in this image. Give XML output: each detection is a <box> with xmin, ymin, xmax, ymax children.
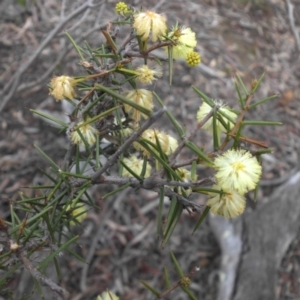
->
<box><xmin>20</xmin><ymin>251</ymin><xmax>69</xmax><ymax>298</ymax></box>
<box><xmin>96</xmin><ymin>174</ymin><xmax>209</xmax><ymax>209</ymax></box>
<box><xmin>286</xmin><ymin>0</ymin><xmax>300</xmax><ymax>52</ymax></box>
<box><xmin>0</xmin><ymin>0</ymin><xmax>97</xmax><ymax>112</ymax></box>
<box><xmin>102</xmin><ymin>174</ymin><xmax>210</xmax><ymax>190</ymax></box>
<box><xmin>157</xmin><ymin>266</ymin><xmax>200</xmax><ymax>299</ymax></box>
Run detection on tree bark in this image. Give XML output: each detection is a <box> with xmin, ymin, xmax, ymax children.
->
<box><xmin>210</xmin><ymin>171</ymin><xmax>300</xmax><ymax>300</ymax></box>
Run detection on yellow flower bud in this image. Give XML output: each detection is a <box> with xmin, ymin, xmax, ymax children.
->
<box><xmin>115</xmin><ymin>2</ymin><xmax>130</xmax><ymax>15</ymax></box>
<box><xmin>186</xmin><ymin>51</ymin><xmax>201</xmax><ymax>67</ymax></box>
<box><xmin>180</xmin><ymin>276</ymin><xmax>191</xmax><ymax>288</ymax></box>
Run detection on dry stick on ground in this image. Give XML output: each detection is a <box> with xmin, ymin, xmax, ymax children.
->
<box><xmin>0</xmin><ymin>0</ymin><xmax>168</xmax><ymax>112</ymax></box>
<box><xmin>79</xmin><ymin>189</ymin><xmax>128</xmax><ymax>292</ymax></box>
<box><xmin>13</xmin><ymin>4</ymin><xmax>109</xmax><ymax>98</ymax></box>
<box><xmin>233</xmin><ymin>170</ymin><xmax>300</xmax><ymax>300</ymax></box>
<box><xmin>286</xmin><ymin>0</ymin><xmax>300</xmax><ymax>52</ymax></box>
<box><xmin>20</xmin><ymin>251</ymin><xmax>68</xmax><ymax>299</ymax></box>
<box><xmin>209</xmin><ymin>214</ymin><xmax>242</xmax><ymax>300</ymax></box>
<box><xmin>211</xmin><ymin>170</ymin><xmax>300</xmax><ymax>300</ymax></box>
<box><xmin>0</xmin><ymin>0</ymin><xmax>104</xmax><ymax>112</ymax></box>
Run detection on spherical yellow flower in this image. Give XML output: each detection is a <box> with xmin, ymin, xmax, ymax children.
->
<box><xmin>180</xmin><ymin>276</ymin><xmax>191</xmax><ymax>288</ymax></box>
<box><xmin>122</xmin><ymin>155</ymin><xmax>151</xmax><ymax>178</ymax></box>
<box><xmin>124</xmin><ymin>89</ymin><xmax>153</xmax><ymax>123</ymax></box>
<box><xmin>115</xmin><ymin>2</ymin><xmax>130</xmax><ymax>15</ymax></box>
<box><xmin>206</xmin><ymin>185</ymin><xmax>246</xmax><ymax>218</ymax></box>
<box><xmin>214</xmin><ymin>149</ymin><xmax>262</xmax><ymax>194</ymax></box>
<box><xmin>176</xmin><ymin>168</ymin><xmax>191</xmax><ymax>182</ymax></box>
<box><xmin>167</xmin><ymin>27</ymin><xmax>197</xmax><ymax>59</ymax></box>
<box><xmin>66</xmin><ymin>203</ymin><xmax>87</xmax><ymax>226</ymax></box>
<box><xmin>134</xmin><ymin>129</ymin><xmax>168</xmax><ymax>157</ymax></box>
<box><xmin>49</xmin><ymin>75</ymin><xmax>77</xmax><ymax>101</ymax></box>
<box><xmin>134</xmin><ymin>129</ymin><xmax>178</xmax><ymax>158</ymax></box>
<box><xmin>70</xmin><ymin>120</ymin><xmax>99</xmax><ymax>146</ymax></box>
<box><xmin>10</xmin><ymin>242</ymin><xmax>19</xmax><ymax>252</ymax></box>
<box><xmin>113</xmin><ymin>118</ymin><xmax>137</xmax><ymax>139</ymax></box>
<box><xmin>186</xmin><ymin>51</ymin><xmax>201</xmax><ymax>67</ymax></box>
<box><xmin>165</xmin><ymin>134</ymin><xmax>178</xmax><ymax>155</ymax></box>
<box><xmin>135</xmin><ymin>65</ymin><xmax>162</xmax><ymax>84</ymax></box>
<box><xmin>133</xmin><ymin>11</ymin><xmax>167</xmax><ymax>42</ymax></box>
<box><xmin>197</xmin><ymin>100</ymin><xmax>237</xmax><ymax>138</ymax></box>
<box><xmin>96</xmin><ymin>291</ymin><xmax>119</xmax><ymax>300</ymax></box>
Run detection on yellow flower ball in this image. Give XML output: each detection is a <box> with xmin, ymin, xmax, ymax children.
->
<box><xmin>49</xmin><ymin>75</ymin><xmax>77</xmax><ymax>101</ymax></box>
<box><xmin>176</xmin><ymin>168</ymin><xmax>191</xmax><ymax>182</ymax></box>
<box><xmin>197</xmin><ymin>100</ymin><xmax>237</xmax><ymax>138</ymax></box>
<box><xmin>70</xmin><ymin>119</ymin><xmax>99</xmax><ymax>146</ymax></box>
<box><xmin>165</xmin><ymin>134</ymin><xmax>178</xmax><ymax>155</ymax></box>
<box><xmin>166</xmin><ymin>27</ymin><xmax>197</xmax><ymax>59</ymax></box>
<box><xmin>124</xmin><ymin>89</ymin><xmax>153</xmax><ymax>123</ymax></box>
<box><xmin>66</xmin><ymin>203</ymin><xmax>87</xmax><ymax>226</ymax></box>
<box><xmin>122</xmin><ymin>155</ymin><xmax>151</xmax><ymax>178</ymax></box>
<box><xmin>214</xmin><ymin>149</ymin><xmax>262</xmax><ymax>194</ymax></box>
<box><xmin>207</xmin><ymin>185</ymin><xmax>246</xmax><ymax>218</ymax></box>
<box><xmin>180</xmin><ymin>276</ymin><xmax>191</xmax><ymax>288</ymax></box>
<box><xmin>96</xmin><ymin>291</ymin><xmax>119</xmax><ymax>300</ymax></box>
<box><xmin>133</xmin><ymin>11</ymin><xmax>167</xmax><ymax>42</ymax></box>
<box><xmin>186</xmin><ymin>51</ymin><xmax>201</xmax><ymax>67</ymax></box>
<box><xmin>115</xmin><ymin>2</ymin><xmax>130</xmax><ymax>15</ymax></box>
<box><xmin>135</xmin><ymin>65</ymin><xmax>162</xmax><ymax>84</ymax></box>
<box><xmin>134</xmin><ymin>129</ymin><xmax>178</xmax><ymax>161</ymax></box>
<box><xmin>134</xmin><ymin>129</ymin><xmax>169</xmax><ymax>157</ymax></box>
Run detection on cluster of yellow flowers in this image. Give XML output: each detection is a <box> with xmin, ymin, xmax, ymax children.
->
<box><xmin>197</xmin><ymin>100</ymin><xmax>262</xmax><ymax>218</ymax></box>
<box><xmin>121</xmin><ymin>2</ymin><xmax>201</xmax><ymax>66</ymax></box>
<box><xmin>47</xmin><ymin>3</ymin><xmax>263</xmax><ymax>221</ymax></box>
<box><xmin>48</xmin><ymin>3</ymin><xmax>202</xmax><ymax>147</ymax></box>
<box><xmin>207</xmin><ymin>149</ymin><xmax>262</xmax><ymax>218</ymax></box>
